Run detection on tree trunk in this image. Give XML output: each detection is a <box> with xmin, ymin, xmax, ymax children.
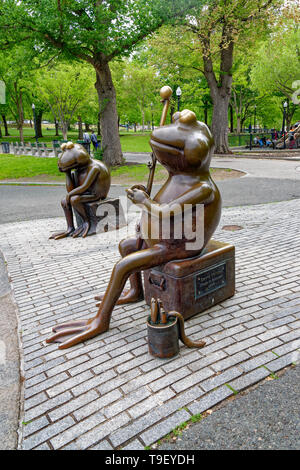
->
<box><xmin>142</xmin><ymin>109</ymin><xmax>145</xmax><ymax>131</ymax></box>
<box><xmin>94</xmin><ymin>60</ymin><xmax>123</xmax><ymax>166</ymax></box>
<box><xmin>170</xmin><ymin>105</ymin><xmax>175</xmax><ymax>124</ymax></box>
<box><xmin>2</xmin><ymin>115</ymin><xmax>10</xmax><ymax>136</ymax></box>
<box><xmin>236</xmin><ymin>116</ymin><xmax>241</xmax><ymax>134</ymax></box>
<box><xmin>97</xmin><ymin>112</ymin><xmax>101</xmax><ymax>137</ymax></box>
<box><xmin>17</xmin><ymin>87</ymin><xmax>24</xmax><ymax>144</ymax></box>
<box><xmin>61</xmin><ymin>122</ymin><xmax>68</xmax><ymax>140</ymax></box>
<box><xmin>78</xmin><ymin>115</ymin><xmax>83</xmax><ymax>140</ymax></box>
<box><xmin>54</xmin><ymin>119</ymin><xmax>59</xmax><ymax>136</ymax></box>
<box><xmin>211</xmin><ymin>93</ymin><xmax>231</xmax><ymax>153</ymax></box>
<box><xmin>0</xmin><ymin>123</ymin><xmax>2</xmax><ymax>138</ymax></box>
<box><xmin>201</xmin><ymin>25</ymin><xmax>233</xmax><ymax>154</ymax></box>
<box><xmin>229</xmin><ymin>104</ymin><xmax>234</xmax><ymax>133</ymax></box>
<box><xmin>84</xmin><ymin>122</ymin><xmax>91</xmax><ymax>132</ymax></box>
<box><xmin>18</xmin><ymin>125</ymin><xmax>24</xmax><ymax>144</ymax></box>
<box><xmin>36</xmin><ymin>110</ymin><xmax>43</xmax><ymax>138</ymax></box>
<box><xmin>204</xmin><ymin>104</ymin><xmax>208</xmax><ymax>125</ymax></box>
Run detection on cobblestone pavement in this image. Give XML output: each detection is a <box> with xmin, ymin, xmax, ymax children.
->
<box><xmin>0</xmin><ymin>199</ymin><xmax>299</xmax><ymax>450</ymax></box>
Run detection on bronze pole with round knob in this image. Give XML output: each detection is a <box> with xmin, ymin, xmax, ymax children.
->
<box><xmin>146</xmin><ymin>86</ymin><xmax>172</xmax><ymax>196</ymax></box>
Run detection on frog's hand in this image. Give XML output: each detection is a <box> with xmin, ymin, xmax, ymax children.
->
<box><xmin>143</xmin><ymin>184</ymin><xmax>213</xmax><ymax>219</ymax></box>
<box><xmin>68</xmin><ymin>167</ymin><xmax>100</xmax><ymax>198</ymax></box>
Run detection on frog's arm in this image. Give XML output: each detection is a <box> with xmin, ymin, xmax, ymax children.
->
<box><xmin>65</xmin><ymin>171</ymin><xmax>76</xmax><ymax>193</ymax></box>
<box><xmin>142</xmin><ymin>183</ymin><xmax>213</xmax><ymax>218</ymax></box>
<box><xmin>67</xmin><ymin>167</ymin><xmax>100</xmax><ymax>198</ymax></box>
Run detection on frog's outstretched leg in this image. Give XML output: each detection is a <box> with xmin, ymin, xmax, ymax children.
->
<box><xmin>70</xmin><ymin>194</ymin><xmax>100</xmax><ymax>238</ymax></box>
<box><xmin>49</xmin><ymin>198</ymin><xmax>75</xmax><ymax>240</ymax></box>
<box><xmin>95</xmin><ymin>236</ymin><xmax>144</xmax><ymax>306</ymax></box>
<box><xmin>46</xmin><ymin>244</ymin><xmax>173</xmax><ymax>349</ymax></box>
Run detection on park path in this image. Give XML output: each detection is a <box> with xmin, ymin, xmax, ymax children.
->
<box><xmin>1</xmin><ymin>153</ymin><xmax>300</xmax><ymax>224</ymax></box>
<box><xmin>0</xmin><ymin>199</ymin><xmax>299</xmax><ymax>449</ymax></box>
<box><xmin>125</xmin><ymin>152</ymin><xmax>300</xmax><ymax>180</ymax></box>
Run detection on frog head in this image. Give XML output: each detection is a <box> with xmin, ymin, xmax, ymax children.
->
<box><xmin>150</xmin><ymin>109</ymin><xmax>214</xmax><ymax>174</ymax></box>
<box><xmin>58</xmin><ymin>142</ymin><xmax>91</xmax><ymax>172</ymax></box>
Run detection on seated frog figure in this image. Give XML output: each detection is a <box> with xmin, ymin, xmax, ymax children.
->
<box><xmin>47</xmin><ymin>109</ymin><xmax>221</xmax><ymax>348</ymax></box>
<box><xmin>50</xmin><ymin>142</ymin><xmax>110</xmax><ymax>239</ymax></box>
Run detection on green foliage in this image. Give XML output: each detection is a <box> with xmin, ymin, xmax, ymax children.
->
<box><xmin>112</xmin><ymin>59</ymin><xmax>161</xmax><ymax>126</ymax></box>
<box><xmin>93</xmin><ymin>147</ymin><xmax>104</xmax><ymax>161</ymax></box>
<box><xmin>36</xmin><ymin>62</ymin><xmax>95</xmax><ymax>139</ymax></box>
<box><xmin>250</xmin><ymin>16</ymin><xmax>300</xmax><ymax>129</ymax></box>
<box><xmin>250</xmin><ymin>21</ymin><xmax>300</xmax><ymax>101</ymax></box>
<box><xmin>0</xmin><ymin>1</ymin><xmax>202</xmax><ymax>61</ymax></box>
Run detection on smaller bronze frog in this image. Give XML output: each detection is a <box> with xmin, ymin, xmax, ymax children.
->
<box><xmin>50</xmin><ymin>142</ymin><xmax>110</xmax><ymax>239</ymax></box>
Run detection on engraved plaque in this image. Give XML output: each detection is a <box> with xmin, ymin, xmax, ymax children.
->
<box><xmin>194</xmin><ymin>262</ymin><xmax>227</xmax><ymax>299</ymax></box>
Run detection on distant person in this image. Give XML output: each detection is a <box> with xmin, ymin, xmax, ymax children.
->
<box><xmin>266</xmin><ymin>138</ymin><xmax>272</xmax><ymax>147</ymax></box>
<box><xmin>91</xmin><ymin>131</ymin><xmax>98</xmax><ymax>149</ymax></box>
<box><xmin>83</xmin><ymin>131</ymin><xmax>91</xmax><ymax>154</ymax></box>
<box><xmin>288</xmin><ymin>130</ymin><xmax>294</xmax><ymax>141</ymax></box>
<box><xmin>83</xmin><ymin>131</ymin><xmax>91</xmax><ymax>143</ymax></box>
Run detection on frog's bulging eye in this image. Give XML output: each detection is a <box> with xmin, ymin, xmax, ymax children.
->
<box><xmin>179</xmin><ymin>110</ymin><xmax>197</xmax><ymax>124</ymax></box>
<box><xmin>61</xmin><ymin>141</ymin><xmax>74</xmax><ymax>151</ymax></box>
<box><xmin>172</xmin><ymin>111</ymin><xmax>181</xmax><ymax>122</ymax></box>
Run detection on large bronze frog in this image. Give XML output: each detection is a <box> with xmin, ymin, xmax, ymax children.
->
<box><xmin>47</xmin><ymin>109</ymin><xmax>221</xmax><ymax>348</ymax></box>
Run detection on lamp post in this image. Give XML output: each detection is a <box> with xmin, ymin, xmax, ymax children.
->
<box><xmin>282</xmin><ymin>101</ymin><xmax>288</xmax><ymax>149</ymax></box>
<box><xmin>176</xmin><ymin>86</ymin><xmax>182</xmax><ymax>112</ymax></box>
<box><xmin>254</xmin><ymin>105</ymin><xmax>256</xmax><ymax>133</ymax></box>
<box><xmin>150</xmin><ymin>102</ymin><xmax>154</xmax><ymax>130</ymax></box>
<box><xmin>32</xmin><ymin>103</ymin><xmax>38</xmax><ymax>144</ymax></box>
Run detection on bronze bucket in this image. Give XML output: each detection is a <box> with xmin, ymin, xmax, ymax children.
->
<box><xmin>147</xmin><ymin>316</ymin><xmax>179</xmax><ymax>359</ymax></box>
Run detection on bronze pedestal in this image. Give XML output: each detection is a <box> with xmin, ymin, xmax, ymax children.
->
<box><xmin>144</xmin><ymin>240</ymin><xmax>235</xmax><ymax>320</ymax></box>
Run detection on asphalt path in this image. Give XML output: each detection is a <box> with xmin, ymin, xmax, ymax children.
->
<box><xmin>159</xmin><ymin>365</ymin><xmax>300</xmax><ymax>450</ymax></box>
<box><xmin>0</xmin><ymin>177</ymin><xmax>299</xmax><ymax>224</ymax></box>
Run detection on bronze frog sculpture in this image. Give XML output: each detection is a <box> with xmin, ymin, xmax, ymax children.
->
<box><xmin>50</xmin><ymin>142</ymin><xmax>110</xmax><ymax>239</ymax></box>
<box><xmin>47</xmin><ymin>109</ymin><xmax>221</xmax><ymax>348</ymax></box>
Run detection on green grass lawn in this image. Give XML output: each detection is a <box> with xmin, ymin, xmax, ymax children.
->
<box><xmin>0</xmin><ymin>127</ymin><xmax>152</xmax><ymax>152</ymax></box>
<box><xmin>0</xmin><ymin>125</ymin><xmax>256</xmax><ymax>151</ymax></box>
<box><xmin>0</xmin><ymin>154</ymin><xmax>163</xmax><ymax>183</ymax></box>
<box><xmin>0</xmin><ymin>154</ymin><xmax>236</xmax><ymax>185</ymax></box>
<box><xmin>0</xmin><ymin>127</ymin><xmax>78</xmax><ymax>144</ymax></box>
<box><xmin>0</xmin><ymin>154</ymin><xmax>63</xmax><ymax>180</ymax></box>
<box><xmin>119</xmin><ymin>133</ymin><xmax>151</xmax><ymax>153</ymax></box>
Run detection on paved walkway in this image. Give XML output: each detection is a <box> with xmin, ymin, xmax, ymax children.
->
<box><xmin>0</xmin><ymin>199</ymin><xmax>299</xmax><ymax>449</ymax></box>
<box><xmin>125</xmin><ymin>153</ymin><xmax>300</xmax><ymax>180</ymax></box>
<box><xmin>0</xmin><ymin>253</ymin><xmax>21</xmax><ymax>450</ymax></box>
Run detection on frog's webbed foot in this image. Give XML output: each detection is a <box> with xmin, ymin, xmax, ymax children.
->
<box><xmin>51</xmin><ymin>318</ymin><xmax>90</xmax><ymax>332</ymax></box>
<box><xmin>72</xmin><ymin>222</ymin><xmax>90</xmax><ymax>238</ymax></box>
<box><xmin>49</xmin><ymin>228</ymin><xmax>75</xmax><ymax>240</ymax></box>
<box><xmin>46</xmin><ymin>318</ymin><xmax>108</xmax><ymax>349</ymax></box>
<box><xmin>95</xmin><ymin>288</ymin><xmax>144</xmax><ymax>307</ymax></box>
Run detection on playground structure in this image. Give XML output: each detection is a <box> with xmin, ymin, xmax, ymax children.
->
<box><xmin>275</xmin><ymin>122</ymin><xmax>300</xmax><ymax>149</ymax></box>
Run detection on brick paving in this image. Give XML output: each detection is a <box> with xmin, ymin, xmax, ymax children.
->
<box><xmin>0</xmin><ymin>199</ymin><xmax>299</xmax><ymax>450</ymax></box>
